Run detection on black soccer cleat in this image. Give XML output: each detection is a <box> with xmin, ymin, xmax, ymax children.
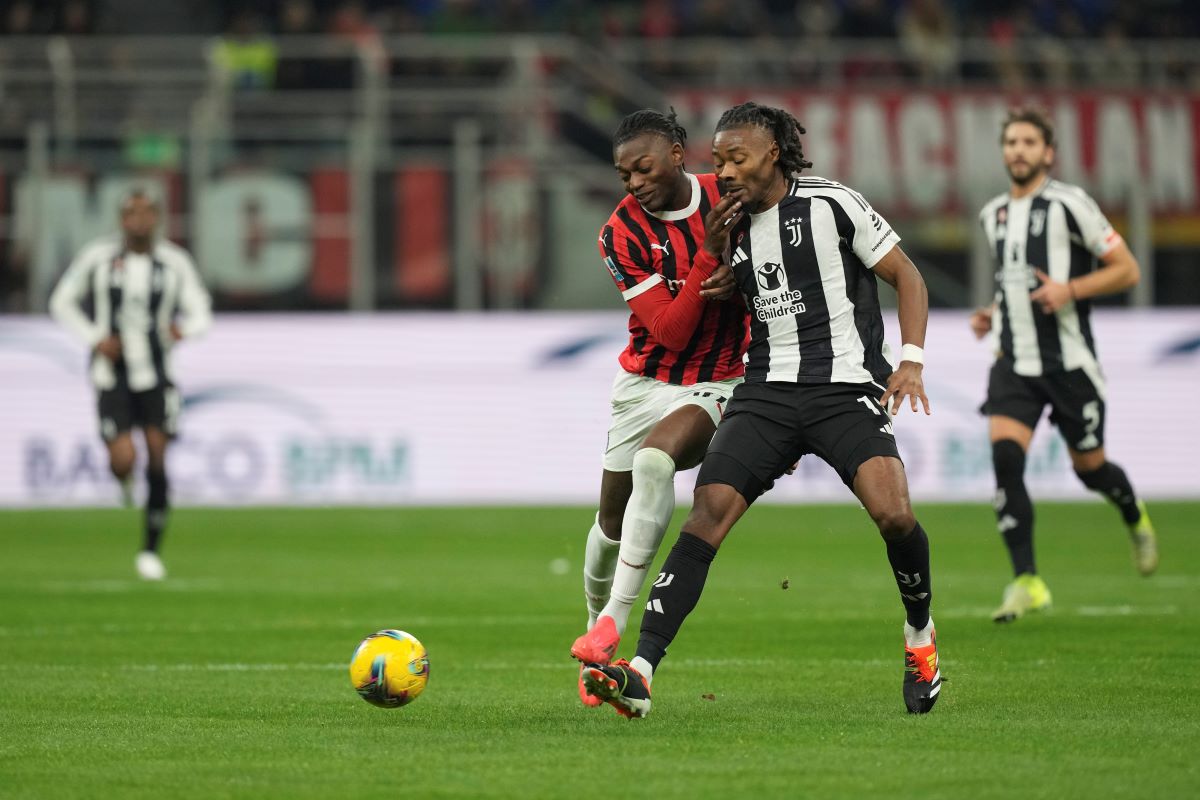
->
<box><xmin>902</xmin><ymin>630</ymin><xmax>942</xmax><ymax>714</ymax></box>
<box><xmin>580</xmin><ymin>659</ymin><xmax>652</xmax><ymax>719</ymax></box>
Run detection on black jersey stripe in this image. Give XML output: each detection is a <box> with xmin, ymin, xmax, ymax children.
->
<box><xmin>695</xmin><ymin>302</ymin><xmax>729</xmax><ymax>383</ymax></box>
<box><xmin>781</xmin><ymin>197</ymin><xmax>834</xmax><ymax>380</ymax></box>
<box><xmin>147</xmin><ymin>258</ymin><xmax>167</xmax><ymax>388</ymax></box>
<box><xmin>1026</xmin><ymin>195</ymin><xmax>1063</xmax><ymax>371</ymax></box>
<box><xmin>615</xmin><ymin>207</ymin><xmax>654</xmax><ymax>268</ymax></box>
<box><xmin>1063</xmin><ymin>207</ymin><xmax>1098</xmax><ymax>358</ymax></box>
<box><xmin>642</xmin><ymin>213</ymin><xmax>679</xmax><ymax>284</ymax></box>
<box><xmin>821</xmin><ymin>197</ymin><xmax>890</xmax><ymax>384</ymax></box>
<box><xmin>600</xmin><ymin>226</ymin><xmax>639</xmax><ymax>289</ymax></box>
<box><xmin>993</xmin><ymin>202</ymin><xmax>1015</xmax><ymax>363</ymax></box>
<box><xmin>793</xmin><ymin>178</ymin><xmax>868</xmax><ymax>210</ymax></box>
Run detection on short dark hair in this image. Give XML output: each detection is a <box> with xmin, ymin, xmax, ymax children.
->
<box><xmin>715</xmin><ymin>102</ymin><xmax>813</xmax><ymax>177</ymax></box>
<box><xmin>119</xmin><ymin>185</ymin><xmax>161</xmax><ymax>212</ymax></box>
<box><xmin>613</xmin><ymin>108</ymin><xmax>688</xmax><ymax>149</ymax></box>
<box><xmin>1001</xmin><ymin>107</ymin><xmax>1056</xmax><ymax>148</ymax></box>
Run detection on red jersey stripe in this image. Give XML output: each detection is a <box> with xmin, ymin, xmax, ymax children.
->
<box><xmin>597</xmin><ymin>173</ymin><xmax>748</xmax><ymax>385</ymax></box>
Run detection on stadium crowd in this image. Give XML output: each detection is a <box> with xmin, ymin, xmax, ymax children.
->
<box><xmin>5</xmin><ymin>1</ymin><xmax>1199</xmax><ymax>41</ymax></box>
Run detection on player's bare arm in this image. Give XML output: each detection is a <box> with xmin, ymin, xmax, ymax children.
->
<box><xmin>873</xmin><ymin>245</ymin><xmax>931</xmax><ymax>416</ymax></box>
<box><xmin>1029</xmin><ymin>240</ymin><xmax>1140</xmax><ymax>314</ymax></box>
<box><xmin>970</xmin><ymin>303</ymin><xmax>995</xmax><ymax>339</ymax></box>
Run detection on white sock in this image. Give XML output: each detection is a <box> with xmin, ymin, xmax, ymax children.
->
<box><xmin>600</xmin><ymin>448</ymin><xmax>676</xmax><ymax>634</ymax></box>
<box><xmin>630</xmin><ymin>655</ymin><xmax>654</xmax><ymax>686</ymax></box>
<box><xmin>583</xmin><ymin>513</ymin><xmax>620</xmax><ymax>629</ymax></box>
<box><xmin>904</xmin><ymin>616</ymin><xmax>935</xmax><ymax>648</ymax></box>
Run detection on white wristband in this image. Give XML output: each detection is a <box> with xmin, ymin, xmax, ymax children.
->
<box><xmin>900</xmin><ymin>343</ymin><xmax>924</xmax><ymax>365</ymax></box>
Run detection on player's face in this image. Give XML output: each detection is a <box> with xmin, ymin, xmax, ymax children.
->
<box><xmin>120</xmin><ymin>196</ymin><xmax>160</xmax><ymax>241</ymax></box>
<box><xmin>614</xmin><ymin>134</ymin><xmax>685</xmax><ymax>213</ymax></box>
<box><xmin>712</xmin><ymin>125</ymin><xmax>780</xmax><ymax>212</ymax></box>
<box><xmin>1002</xmin><ymin>122</ymin><xmax>1054</xmax><ymax>186</ymax></box>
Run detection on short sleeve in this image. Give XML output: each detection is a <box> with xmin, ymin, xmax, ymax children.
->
<box><xmin>1061</xmin><ymin>192</ymin><xmax>1122</xmax><ymax>258</ymax></box>
<box><xmin>599</xmin><ymin>223</ymin><xmax>662</xmax><ymax>301</ymax></box>
<box><xmin>845</xmin><ymin>192</ymin><xmax>902</xmax><ymax>269</ymax></box>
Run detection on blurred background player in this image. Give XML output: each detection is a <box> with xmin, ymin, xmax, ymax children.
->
<box><xmin>49</xmin><ymin>187</ymin><xmax>212</xmax><ymax>580</ymax></box>
<box><xmin>572</xmin><ymin>109</ymin><xmax>748</xmax><ymax>706</ymax></box>
<box><xmin>971</xmin><ymin>108</ymin><xmax>1159</xmax><ymax>623</ymax></box>
<box><xmin>581</xmin><ymin>102</ymin><xmax>942</xmax><ymax>718</ymax></box>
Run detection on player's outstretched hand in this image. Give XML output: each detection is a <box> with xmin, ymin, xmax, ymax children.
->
<box><xmin>1029</xmin><ymin>269</ymin><xmax>1071</xmax><ymax>314</ymax></box>
<box><xmin>94</xmin><ymin>335</ymin><xmax>122</xmax><ymax>360</ymax></box>
<box><xmin>702</xmin><ymin>195</ymin><xmax>743</xmax><ymax>257</ymax></box>
<box><xmin>880</xmin><ymin>362</ymin><xmax>930</xmax><ymax>416</ymax></box>
<box><xmin>969</xmin><ymin>306</ymin><xmax>993</xmax><ymax>339</ymax></box>
<box><xmin>699</xmin><ymin>263</ymin><xmax>737</xmax><ymax>300</ymax></box>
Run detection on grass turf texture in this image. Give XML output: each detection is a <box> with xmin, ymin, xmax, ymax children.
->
<box><xmin>1</xmin><ymin>503</ymin><xmax>1197</xmax><ymax>799</ymax></box>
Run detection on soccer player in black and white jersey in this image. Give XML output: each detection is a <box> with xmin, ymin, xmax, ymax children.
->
<box><xmin>50</xmin><ymin>187</ymin><xmax>211</xmax><ymax>581</ymax></box>
<box><xmin>581</xmin><ymin>102</ymin><xmax>942</xmax><ymax>717</ymax></box>
<box><xmin>971</xmin><ymin>107</ymin><xmax>1158</xmax><ymax>623</ymax></box>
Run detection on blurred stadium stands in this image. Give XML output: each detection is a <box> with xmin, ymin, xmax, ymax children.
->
<box><xmin>2</xmin><ymin>0</ymin><xmax>1199</xmax><ymax>314</ymax></box>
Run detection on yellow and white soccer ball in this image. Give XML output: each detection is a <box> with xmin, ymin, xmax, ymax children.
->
<box><xmin>349</xmin><ymin>629</ymin><xmax>430</xmax><ymax>708</ymax></box>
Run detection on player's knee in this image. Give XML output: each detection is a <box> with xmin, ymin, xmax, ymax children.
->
<box><xmin>682</xmin><ymin>486</ymin><xmax>742</xmax><ymax>549</ymax></box>
<box><xmin>109</xmin><ymin>445</ymin><xmax>135</xmax><ymax>478</ymax></box>
<box><xmin>632</xmin><ymin>447</ymin><xmax>675</xmax><ymax>486</ymax></box>
<box><xmin>872</xmin><ymin>508</ymin><xmax>916</xmax><ymax>540</ymax></box>
<box><xmin>1074</xmin><ymin>462</ymin><xmax>1112</xmax><ymax>489</ymax></box>
<box><xmin>597</xmin><ymin>506</ymin><xmax>623</xmax><ymax>540</ymax></box>
<box><xmin>992</xmin><ymin>439</ymin><xmax>1027</xmax><ymax>483</ymax></box>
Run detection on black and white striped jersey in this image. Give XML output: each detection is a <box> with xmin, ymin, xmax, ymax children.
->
<box><xmin>49</xmin><ymin>235</ymin><xmax>212</xmax><ymax>392</ymax></box>
<box><xmin>979</xmin><ymin>177</ymin><xmax>1122</xmax><ymax>388</ymax></box>
<box><xmin>727</xmin><ymin>176</ymin><xmax>901</xmax><ymax>386</ymax></box>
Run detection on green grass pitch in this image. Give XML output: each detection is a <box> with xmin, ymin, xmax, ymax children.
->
<box><xmin>1</xmin><ymin>503</ymin><xmax>1197</xmax><ymax>799</ymax></box>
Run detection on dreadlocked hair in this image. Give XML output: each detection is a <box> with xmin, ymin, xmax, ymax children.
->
<box><xmin>715</xmin><ymin>102</ymin><xmax>812</xmax><ymax>177</ymax></box>
<box><xmin>613</xmin><ymin>107</ymin><xmax>688</xmax><ymax>148</ymax></box>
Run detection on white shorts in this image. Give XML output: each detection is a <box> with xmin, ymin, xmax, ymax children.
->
<box><xmin>602</xmin><ymin>370</ymin><xmax>743</xmax><ymax>472</ymax></box>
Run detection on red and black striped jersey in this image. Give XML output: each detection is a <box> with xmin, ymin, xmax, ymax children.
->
<box><xmin>598</xmin><ymin>172</ymin><xmax>748</xmax><ymax>385</ymax></box>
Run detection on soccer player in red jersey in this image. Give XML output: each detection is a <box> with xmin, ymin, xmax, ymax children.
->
<box><xmin>571</xmin><ymin>109</ymin><xmax>748</xmax><ymax>705</ymax></box>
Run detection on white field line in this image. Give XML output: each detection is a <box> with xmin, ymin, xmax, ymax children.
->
<box><xmin>0</xmin><ymin>657</ymin><xmax>880</xmax><ymax>673</ymax></box>
<box><xmin>0</xmin><ymin>604</ymin><xmax>1184</xmax><ymax>640</ymax></box>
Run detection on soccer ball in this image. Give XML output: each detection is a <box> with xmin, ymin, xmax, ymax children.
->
<box><xmin>349</xmin><ymin>629</ymin><xmax>430</xmax><ymax>708</ymax></box>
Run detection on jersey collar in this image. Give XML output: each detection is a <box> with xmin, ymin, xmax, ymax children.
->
<box><xmin>645</xmin><ymin>172</ymin><xmax>700</xmax><ymax>221</ymax></box>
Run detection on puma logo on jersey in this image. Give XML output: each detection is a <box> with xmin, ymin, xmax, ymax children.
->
<box><xmin>650</xmin><ymin>241</ymin><xmax>671</xmax><ymax>256</ymax></box>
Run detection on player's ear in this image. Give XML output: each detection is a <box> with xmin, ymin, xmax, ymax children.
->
<box><xmin>670</xmin><ymin>141</ymin><xmax>685</xmax><ymax>167</ymax></box>
<box><xmin>1045</xmin><ymin>145</ymin><xmax>1055</xmax><ymax>169</ymax></box>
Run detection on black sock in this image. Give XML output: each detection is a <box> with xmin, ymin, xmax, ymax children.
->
<box><xmin>634</xmin><ymin>532</ymin><xmax>717</xmax><ymax>672</ymax></box>
<box><xmin>886</xmin><ymin>522</ymin><xmax>932</xmax><ymax>630</ymax></box>
<box><xmin>993</xmin><ymin>439</ymin><xmax>1036</xmax><ymax>576</ymax></box>
<box><xmin>1076</xmin><ymin>462</ymin><xmax>1141</xmax><ymax>525</ymax></box>
<box><xmin>144</xmin><ymin>467</ymin><xmax>169</xmax><ymax>553</ymax></box>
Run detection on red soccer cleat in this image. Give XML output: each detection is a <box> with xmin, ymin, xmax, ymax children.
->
<box><xmin>571</xmin><ymin>615</ymin><xmax>620</xmax><ymax>665</ymax></box>
<box><xmin>578</xmin><ymin>664</ymin><xmax>603</xmax><ymax>707</ymax></box>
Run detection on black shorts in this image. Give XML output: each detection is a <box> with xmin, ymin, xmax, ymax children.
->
<box><xmin>97</xmin><ymin>380</ymin><xmax>180</xmax><ymax>443</ymax></box>
<box><xmin>980</xmin><ymin>360</ymin><xmax>1105</xmax><ymax>452</ymax></box>
<box><xmin>696</xmin><ymin>381</ymin><xmax>902</xmax><ymax>503</ymax></box>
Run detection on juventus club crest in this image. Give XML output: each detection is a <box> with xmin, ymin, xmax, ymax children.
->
<box><xmin>1030</xmin><ymin>208</ymin><xmax>1047</xmax><ymax>237</ymax></box>
<box><xmin>784</xmin><ymin>216</ymin><xmax>804</xmax><ymax>247</ymax></box>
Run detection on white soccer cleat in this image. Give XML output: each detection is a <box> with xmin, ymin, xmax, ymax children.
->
<box><xmin>136</xmin><ymin>550</ymin><xmax>166</xmax><ymax>581</ymax></box>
